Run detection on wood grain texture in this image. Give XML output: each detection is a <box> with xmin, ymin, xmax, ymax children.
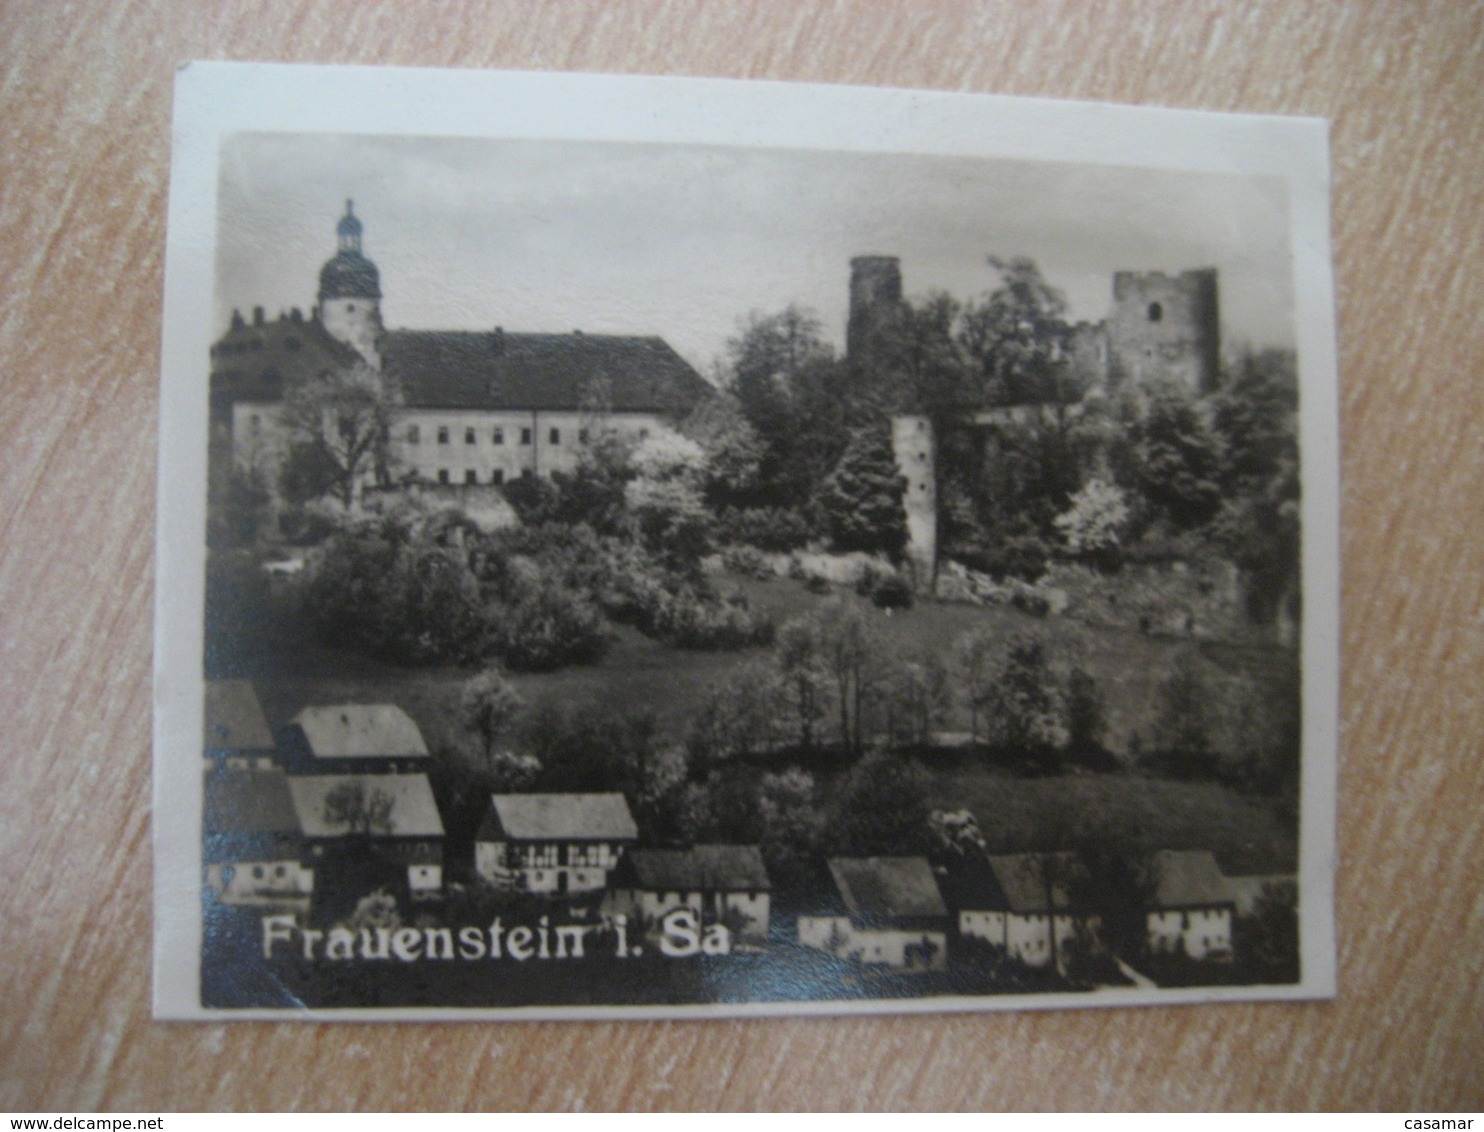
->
<box><xmin>0</xmin><ymin>0</ymin><xmax>1480</xmax><ymax>1111</ymax></box>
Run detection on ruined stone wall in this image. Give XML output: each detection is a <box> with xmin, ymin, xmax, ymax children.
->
<box><xmin>891</xmin><ymin>414</ymin><xmax>937</xmax><ymax>584</ymax></box>
<box><xmin>846</xmin><ymin>255</ymin><xmax>906</xmax><ymax>363</ymax></box>
<box><xmin>1106</xmin><ymin>269</ymin><xmax>1220</xmax><ymax>394</ymax></box>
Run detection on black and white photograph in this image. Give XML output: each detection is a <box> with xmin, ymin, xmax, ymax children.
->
<box><xmin>156</xmin><ymin>64</ymin><xmax>1339</xmax><ymax>1019</ymax></box>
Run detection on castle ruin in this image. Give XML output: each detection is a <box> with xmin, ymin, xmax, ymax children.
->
<box><xmin>844</xmin><ymin>257</ymin><xmax>1223</xmax><ymax>582</ymax></box>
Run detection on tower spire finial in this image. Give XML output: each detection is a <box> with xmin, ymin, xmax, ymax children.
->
<box><xmin>336</xmin><ymin>198</ymin><xmax>363</xmax><ymax>254</ymax></box>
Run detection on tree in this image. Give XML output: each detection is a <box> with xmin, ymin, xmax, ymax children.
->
<box><xmin>687</xmin><ymin>660</ymin><xmax>783</xmax><ymax>765</ymax></box>
<box><xmin>774</xmin><ymin>614</ymin><xmax>832</xmax><ymax>752</ymax></box>
<box><xmin>756</xmin><ymin>768</ymin><xmax>821</xmax><ymax>883</ymax></box>
<box><xmin>460</xmin><ymin>669</ymin><xmax>524</xmax><ymax>766</ymax></box>
<box><xmin>1064</xmin><ymin>668</ymin><xmax>1105</xmax><ymax>754</ymax></box>
<box><xmin>828</xmin><ymin>749</ymin><xmax>932</xmax><ymax>857</ymax></box>
<box><xmin>321</xmin><ymin>779</ymin><xmax>396</xmax><ymax>836</ymax></box>
<box><xmin>954</xmin><ymin>626</ymin><xmax>998</xmax><ymax>745</ymax></box>
<box><xmin>817</xmin><ymin>427</ymin><xmax>909</xmax><ymax>556</ymax></box>
<box><xmin>624</xmin><ymin>429</ymin><xmax>714</xmax><ymax>569</ymax></box>
<box><xmin>279</xmin><ymin>361</ymin><xmax>400</xmax><ymax>509</ymax></box>
<box><xmin>1212</xmin><ymin>348</ymin><xmax>1298</xmax><ymax>492</ymax></box>
<box><xmin>985</xmin><ymin>634</ymin><xmax>1067</xmax><ymax>764</ymax></box>
<box><xmin>725</xmin><ymin>306</ymin><xmax>848</xmax><ymax>510</ymax></box>
<box><xmin>885</xmin><ymin>651</ymin><xmax>951</xmax><ymax>747</ymax></box>
<box><xmin>683</xmin><ymin>393</ymin><xmax>764</xmax><ymax>507</ymax></box>
<box><xmin>855</xmin><ymin>291</ymin><xmax>975</xmax><ymax>423</ymax></box>
<box><xmin>812</xmin><ymin>600</ymin><xmax>888</xmax><ymax>753</ymax></box>
<box><xmin>1148</xmin><ymin>662</ymin><xmax>1213</xmax><ymax>777</ymax></box>
<box><xmin>957</xmin><ymin>257</ymin><xmax>1075</xmax><ymax>406</ymax></box>
<box><xmin>1136</xmin><ymin>390</ymin><xmax>1225</xmax><ymax>529</ymax></box>
<box><xmin>1054</xmin><ymin>478</ymin><xmax>1131</xmax><ymax>564</ymax></box>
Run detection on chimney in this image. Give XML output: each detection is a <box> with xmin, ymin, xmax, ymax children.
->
<box><xmin>252</xmin><ymin>305</ymin><xmax>265</xmax><ymax>326</ymax></box>
<box><xmin>230</xmin><ymin>308</ymin><xmax>245</xmax><ymax>330</ymax></box>
<box><xmin>491</xmin><ymin>326</ymin><xmax>505</xmax><ymax>354</ymax></box>
<box><xmin>290</xmin><ymin>307</ymin><xmax>303</xmax><ymax>323</ymax></box>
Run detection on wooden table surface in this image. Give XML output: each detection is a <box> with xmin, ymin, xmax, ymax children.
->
<box><xmin>1</xmin><ymin>0</ymin><xmax>1480</xmax><ymax>1112</ymax></box>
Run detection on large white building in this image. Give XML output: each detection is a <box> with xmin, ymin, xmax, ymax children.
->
<box><xmin>209</xmin><ymin>202</ymin><xmax>714</xmax><ymax>525</ymax></box>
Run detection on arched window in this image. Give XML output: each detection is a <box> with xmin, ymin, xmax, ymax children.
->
<box><xmin>1148</xmin><ymin>301</ymin><xmax>1163</xmax><ymax>322</ymax></box>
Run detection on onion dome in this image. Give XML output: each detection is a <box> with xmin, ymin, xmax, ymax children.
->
<box><xmin>318</xmin><ymin>199</ymin><xmax>381</xmax><ymax>301</ymax></box>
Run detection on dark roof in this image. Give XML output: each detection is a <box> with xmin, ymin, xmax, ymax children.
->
<box><xmin>319</xmin><ymin>249</ymin><xmax>381</xmax><ymax>301</ymax></box>
<box><xmin>204</xmin><ymin>767</ymin><xmax>299</xmax><ymax>836</ymax></box>
<box><xmin>288</xmin><ymin>774</ymin><xmax>445</xmax><ymax>839</ymax></box>
<box><xmin>479</xmin><ymin>793</ymin><xmax>639</xmax><ymax>842</ymax></box>
<box><xmin>618</xmin><ymin>845</ymin><xmax>771</xmax><ymax>892</ymax></box>
<box><xmin>383</xmin><ymin>330</ymin><xmax>714</xmax><ymax>416</ymax></box>
<box><xmin>203</xmin><ymin>679</ymin><xmax>275</xmax><ymax>752</ymax></box>
<box><xmin>289</xmin><ymin>704</ymin><xmax>429</xmax><ymax>761</ymax></box>
<box><xmin>210</xmin><ymin>314</ymin><xmax>361</xmax><ymax>403</ymax></box>
<box><xmin>983</xmin><ymin>853</ymin><xmax>1090</xmax><ymax>915</ymax></box>
<box><xmin>1148</xmin><ymin>850</ymin><xmax>1234</xmax><ymax>909</ymax></box>
<box><xmin>828</xmin><ymin>857</ymin><xmax>948</xmax><ymax>921</ymax></box>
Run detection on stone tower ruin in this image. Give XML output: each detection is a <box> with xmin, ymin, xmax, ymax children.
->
<box><xmin>846</xmin><ymin>255</ymin><xmax>906</xmax><ymax>364</ymax></box>
<box><xmin>1105</xmin><ymin>268</ymin><xmax>1220</xmax><ymax>395</ymax></box>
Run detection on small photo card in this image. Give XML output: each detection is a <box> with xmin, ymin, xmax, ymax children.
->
<box><xmin>155</xmin><ymin>62</ymin><xmax>1339</xmax><ymax>1020</ymax></box>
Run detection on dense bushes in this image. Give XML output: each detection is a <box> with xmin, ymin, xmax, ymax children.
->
<box><xmin>305</xmin><ymin>509</ymin><xmax>774</xmax><ymax>670</ymax></box>
<box><xmin>714</xmin><ymin>506</ymin><xmax>814</xmax><ymax>552</ymax></box>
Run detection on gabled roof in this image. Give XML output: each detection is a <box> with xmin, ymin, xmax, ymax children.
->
<box><xmin>204</xmin><ymin>679</ymin><xmax>275</xmax><ymax>752</ymax></box>
<box><xmin>210</xmin><ymin>314</ymin><xmax>361</xmax><ymax>403</ymax></box>
<box><xmin>383</xmin><ymin>330</ymin><xmax>714</xmax><ymax>416</ymax></box>
<box><xmin>290</xmin><ymin>704</ymin><xmax>429</xmax><ymax>761</ymax></box>
<box><xmin>288</xmin><ymin>774</ymin><xmax>444</xmax><ymax>839</ymax></box>
<box><xmin>983</xmin><ymin>853</ymin><xmax>1089</xmax><ymax>915</ymax></box>
<box><xmin>619</xmin><ymin>845</ymin><xmax>771</xmax><ymax>892</ymax></box>
<box><xmin>828</xmin><ymin>857</ymin><xmax>947</xmax><ymax>922</ymax></box>
<box><xmin>1148</xmin><ymin>850</ymin><xmax>1234</xmax><ymax>909</ymax></box>
<box><xmin>479</xmin><ymin>793</ymin><xmax>638</xmax><ymax>843</ymax></box>
<box><xmin>204</xmin><ymin>767</ymin><xmax>299</xmax><ymax>836</ymax></box>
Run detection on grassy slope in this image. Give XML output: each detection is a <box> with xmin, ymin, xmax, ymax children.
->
<box><xmin>225</xmin><ymin>572</ymin><xmax>1299</xmax><ymax>875</ymax></box>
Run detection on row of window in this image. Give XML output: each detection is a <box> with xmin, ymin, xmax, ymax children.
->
<box><xmin>406</xmin><ymin>425</ymin><xmax>595</xmax><ymax>447</ymax></box>
<box><xmin>421</xmin><ymin>468</ymin><xmax>518</xmax><ymax>486</ymax></box>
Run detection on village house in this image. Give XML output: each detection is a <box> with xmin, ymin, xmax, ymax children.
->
<box><xmin>475</xmin><ymin>793</ymin><xmax>638</xmax><ymax>896</ymax></box>
<box><xmin>287</xmin><ymin>773</ymin><xmax>446</xmax><ymax>903</ymax></box>
<box><xmin>202</xmin><ymin>766</ymin><xmax>313</xmax><ymax>910</ymax></box>
<box><xmin>203</xmin><ymin>679</ymin><xmax>277</xmax><ymax>770</ymax></box>
<box><xmin>798</xmin><ymin>857</ymin><xmax>951</xmax><ymax>971</ymax></box>
<box><xmin>276</xmin><ymin>703</ymin><xmax>430</xmax><ymax>775</ymax></box>
<box><xmin>1145</xmin><ymin>849</ymin><xmax>1236</xmax><ymax>960</ymax></box>
<box><xmin>948</xmin><ymin>852</ymin><xmax>1099</xmax><ymax>971</ymax></box>
<box><xmin>601</xmin><ymin>845</ymin><xmax>771</xmax><ymax>947</ymax></box>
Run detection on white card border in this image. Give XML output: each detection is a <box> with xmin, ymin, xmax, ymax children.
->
<box><xmin>155</xmin><ymin>61</ymin><xmax>1339</xmax><ymax>1020</ymax></box>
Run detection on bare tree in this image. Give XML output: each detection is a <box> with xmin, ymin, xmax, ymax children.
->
<box><xmin>279</xmin><ymin>361</ymin><xmax>400</xmax><ymax>509</ymax></box>
<box><xmin>322</xmin><ymin>779</ymin><xmax>396</xmax><ymax>836</ymax></box>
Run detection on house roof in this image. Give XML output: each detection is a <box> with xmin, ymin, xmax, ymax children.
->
<box><xmin>382</xmin><ymin>330</ymin><xmax>714</xmax><ymax>416</ymax></box>
<box><xmin>289</xmin><ymin>704</ymin><xmax>429</xmax><ymax>761</ymax></box>
<box><xmin>1148</xmin><ymin>849</ymin><xmax>1234</xmax><ymax>909</ymax></box>
<box><xmin>204</xmin><ymin>767</ymin><xmax>299</xmax><ymax>836</ymax></box>
<box><xmin>287</xmin><ymin>774</ymin><xmax>445</xmax><ymax>839</ymax></box>
<box><xmin>203</xmin><ymin>679</ymin><xmax>275</xmax><ymax>752</ymax></box>
<box><xmin>620</xmin><ymin>845</ymin><xmax>771</xmax><ymax>892</ymax></box>
<box><xmin>479</xmin><ymin>793</ymin><xmax>638</xmax><ymax>843</ymax></box>
<box><xmin>210</xmin><ymin>314</ymin><xmax>361</xmax><ymax>403</ymax></box>
<box><xmin>983</xmin><ymin>853</ymin><xmax>1089</xmax><ymax>915</ymax></box>
<box><xmin>828</xmin><ymin>857</ymin><xmax>947</xmax><ymax>921</ymax></box>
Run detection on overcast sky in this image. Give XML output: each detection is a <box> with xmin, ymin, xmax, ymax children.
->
<box><xmin>217</xmin><ymin>133</ymin><xmax>1295</xmax><ymax>373</ymax></box>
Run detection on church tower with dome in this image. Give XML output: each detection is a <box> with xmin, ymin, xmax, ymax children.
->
<box><xmin>317</xmin><ymin>200</ymin><xmax>384</xmax><ymax>367</ymax></box>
